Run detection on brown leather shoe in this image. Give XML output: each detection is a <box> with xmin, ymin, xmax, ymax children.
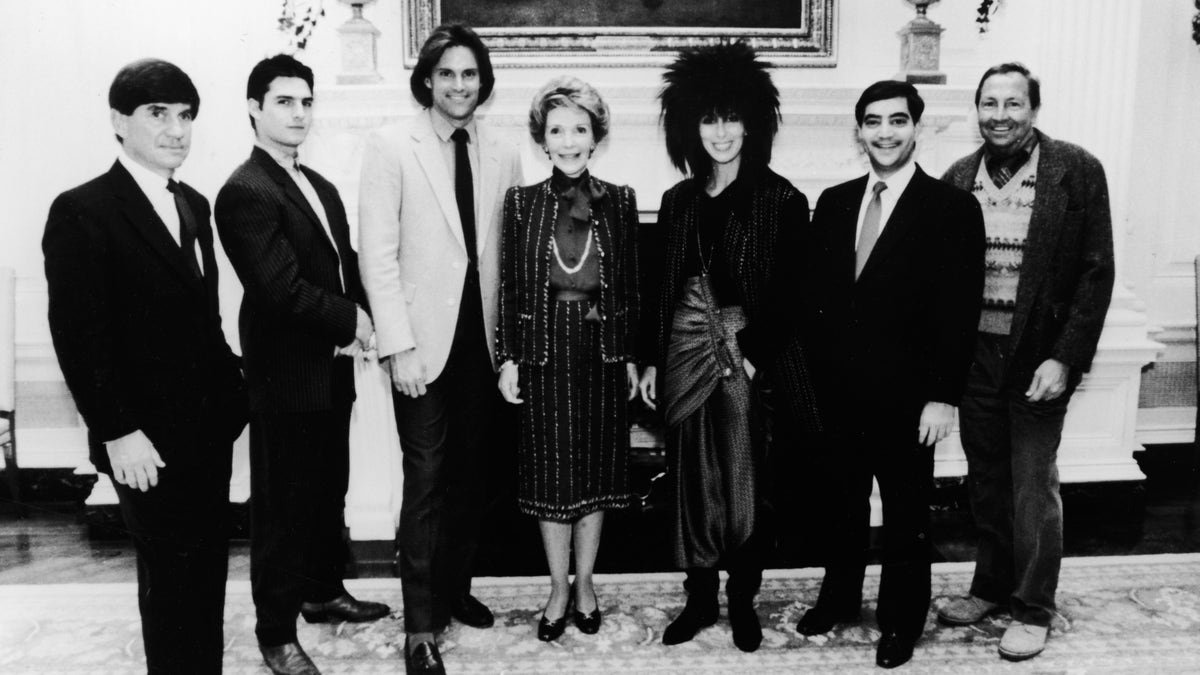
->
<box><xmin>300</xmin><ymin>592</ymin><xmax>390</xmax><ymax>623</ymax></box>
<box><xmin>404</xmin><ymin>639</ymin><xmax>446</xmax><ymax>675</ymax></box>
<box><xmin>260</xmin><ymin>641</ymin><xmax>320</xmax><ymax>675</ymax></box>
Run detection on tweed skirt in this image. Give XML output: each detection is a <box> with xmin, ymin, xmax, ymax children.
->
<box><xmin>517</xmin><ymin>299</ymin><xmax>636</xmax><ymax>521</ymax></box>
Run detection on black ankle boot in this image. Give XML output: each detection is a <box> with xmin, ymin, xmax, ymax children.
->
<box><xmin>728</xmin><ymin>597</ymin><xmax>762</xmax><ymax>652</ymax></box>
<box><xmin>662</xmin><ymin>596</ymin><xmax>719</xmax><ymax>645</ymax></box>
<box><xmin>663</xmin><ymin>570</ymin><xmax>719</xmax><ymax>646</ymax></box>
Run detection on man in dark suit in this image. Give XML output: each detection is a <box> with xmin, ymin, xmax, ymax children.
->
<box><xmin>215</xmin><ymin>55</ymin><xmax>387</xmax><ymax>675</ymax></box>
<box><xmin>44</xmin><ymin>58</ymin><xmax>248</xmax><ymax>674</ymax></box>
<box><xmin>936</xmin><ymin>63</ymin><xmax>1114</xmax><ymax>662</ymax></box>
<box><xmin>794</xmin><ymin>81</ymin><xmax>985</xmax><ymax>669</ymax></box>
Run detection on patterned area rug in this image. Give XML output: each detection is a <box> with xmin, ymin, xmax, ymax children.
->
<box><xmin>2</xmin><ymin>555</ymin><xmax>1199</xmax><ymax>674</ymax></box>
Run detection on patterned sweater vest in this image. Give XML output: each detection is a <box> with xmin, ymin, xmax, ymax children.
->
<box><xmin>972</xmin><ymin>145</ymin><xmax>1039</xmax><ymax>335</ymax></box>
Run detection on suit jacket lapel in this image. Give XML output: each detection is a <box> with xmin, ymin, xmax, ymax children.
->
<box><xmin>250</xmin><ymin>148</ymin><xmax>341</xmax><ymax>265</ymax></box>
<box><xmin>588</xmin><ymin>176</ymin><xmax>613</xmax><ymax>267</ymax></box>
<box><xmin>833</xmin><ymin>176</ymin><xmax>865</xmax><ymax>284</ymax></box>
<box><xmin>411</xmin><ymin>114</ymin><xmax>468</xmax><ymax>253</ymax></box>
<box><xmin>106</xmin><ymin>161</ymin><xmax>203</xmax><ymax>290</ymax></box>
<box><xmin>311</xmin><ymin>176</ymin><xmax>353</xmax><ymax>258</ymax></box>
<box><xmin>475</xmin><ymin>126</ymin><xmax>501</xmax><ymax>257</ymax></box>
<box><xmin>1012</xmin><ymin>134</ymin><xmax>1067</xmax><ymax>337</ymax></box>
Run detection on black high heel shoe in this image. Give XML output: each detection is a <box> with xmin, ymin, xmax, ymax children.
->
<box><xmin>537</xmin><ymin>594</ymin><xmax>572</xmax><ymax>642</ymax></box>
<box><xmin>572</xmin><ymin>589</ymin><xmax>602</xmax><ymax>635</ymax></box>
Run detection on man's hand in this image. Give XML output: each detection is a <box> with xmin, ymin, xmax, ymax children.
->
<box><xmin>918</xmin><ymin>402</ymin><xmax>955</xmax><ymax>447</ymax></box>
<box><xmin>106</xmin><ymin>430</ymin><xmax>165</xmax><ymax>492</ymax></box>
<box><xmin>742</xmin><ymin>357</ymin><xmax>756</xmax><ymax>381</ymax></box>
<box><xmin>1026</xmin><ymin>358</ymin><xmax>1070</xmax><ymax>402</ymax></box>
<box><xmin>626</xmin><ymin>363</ymin><xmax>639</xmax><ymax>401</ymax></box>
<box><xmin>336</xmin><ymin>341</ymin><xmax>363</xmax><ymax>358</ymax></box>
<box><xmin>638</xmin><ymin>365</ymin><xmax>658</xmax><ymax>410</ymax></box>
<box><xmin>354</xmin><ymin>305</ymin><xmax>374</xmax><ymax>348</ymax></box>
<box><xmin>498</xmin><ymin>361</ymin><xmax>523</xmax><ymax>404</ymax></box>
<box><xmin>388</xmin><ymin>348</ymin><xmax>427</xmax><ymax>398</ymax></box>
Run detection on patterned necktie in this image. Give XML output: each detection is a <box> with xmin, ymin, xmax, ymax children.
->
<box><xmin>451</xmin><ymin>128</ymin><xmax>477</xmax><ymax>267</ymax></box>
<box><xmin>855</xmin><ymin>181</ymin><xmax>887</xmax><ymax>280</ymax></box>
<box><xmin>167</xmin><ymin>179</ymin><xmax>202</xmax><ymax>278</ymax></box>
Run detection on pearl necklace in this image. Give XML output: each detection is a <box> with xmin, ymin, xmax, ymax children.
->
<box><xmin>552</xmin><ymin>228</ymin><xmax>594</xmax><ymax>274</ymax></box>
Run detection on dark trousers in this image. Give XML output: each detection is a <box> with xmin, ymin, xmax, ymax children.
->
<box><xmin>959</xmin><ymin>334</ymin><xmax>1068</xmax><ymax>627</ymax></box>
<box><xmin>682</xmin><ymin>528</ymin><xmax>767</xmax><ymax>603</ymax></box>
<box><xmin>813</xmin><ymin>415</ymin><xmax>934</xmax><ymax>642</ymax></box>
<box><xmin>112</xmin><ymin>435</ymin><xmax>233</xmax><ymax>675</ymax></box>
<box><xmin>250</xmin><ymin>404</ymin><xmax>353</xmax><ymax>646</ymax></box>
<box><xmin>395</xmin><ymin>274</ymin><xmax>495</xmax><ymax>633</ymax></box>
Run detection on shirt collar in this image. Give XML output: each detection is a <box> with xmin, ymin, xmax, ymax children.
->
<box><xmin>429</xmin><ymin>108</ymin><xmax>477</xmax><ymax>144</ymax></box>
<box><xmin>868</xmin><ymin>159</ymin><xmax>917</xmax><ymax>196</ymax></box>
<box><xmin>117</xmin><ymin>152</ymin><xmax>175</xmax><ymax>199</ymax></box>
<box><xmin>255</xmin><ymin>141</ymin><xmax>300</xmax><ymax>171</ymax></box>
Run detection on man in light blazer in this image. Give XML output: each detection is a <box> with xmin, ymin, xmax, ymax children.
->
<box><xmin>936</xmin><ymin>63</ymin><xmax>1114</xmax><ymax>662</ymax></box>
<box><xmin>215</xmin><ymin>55</ymin><xmax>388</xmax><ymax>675</ymax></box>
<box><xmin>795</xmin><ymin>81</ymin><xmax>985</xmax><ymax>669</ymax></box>
<box><xmin>44</xmin><ymin>58</ymin><xmax>248</xmax><ymax>674</ymax></box>
<box><xmin>358</xmin><ymin>24</ymin><xmax>521</xmax><ymax>675</ymax></box>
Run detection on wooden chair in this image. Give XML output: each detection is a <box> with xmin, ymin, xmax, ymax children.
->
<box><xmin>0</xmin><ymin>267</ymin><xmax>23</xmax><ymax>517</ymax></box>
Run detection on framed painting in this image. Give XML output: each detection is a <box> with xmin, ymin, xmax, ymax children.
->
<box><xmin>403</xmin><ymin>0</ymin><xmax>837</xmax><ymax>67</ymax></box>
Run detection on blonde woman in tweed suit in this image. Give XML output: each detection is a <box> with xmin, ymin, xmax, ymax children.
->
<box><xmin>497</xmin><ymin>76</ymin><xmax>640</xmax><ymax>642</ymax></box>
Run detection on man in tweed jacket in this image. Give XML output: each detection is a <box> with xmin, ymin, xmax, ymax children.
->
<box><xmin>936</xmin><ymin>63</ymin><xmax>1114</xmax><ymax>662</ymax></box>
<box><xmin>215</xmin><ymin>54</ymin><xmax>387</xmax><ymax>675</ymax></box>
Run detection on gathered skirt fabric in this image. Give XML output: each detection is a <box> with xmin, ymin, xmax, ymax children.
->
<box><xmin>664</xmin><ymin>275</ymin><xmax>761</xmax><ymax>569</ymax></box>
<box><xmin>517</xmin><ymin>299</ymin><xmax>635</xmax><ymax>521</ymax></box>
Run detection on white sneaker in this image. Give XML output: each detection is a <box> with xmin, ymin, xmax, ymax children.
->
<box><xmin>998</xmin><ymin>621</ymin><xmax>1048</xmax><ymax>661</ymax></box>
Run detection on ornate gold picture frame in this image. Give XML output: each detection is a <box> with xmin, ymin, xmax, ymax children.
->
<box><xmin>403</xmin><ymin>0</ymin><xmax>837</xmax><ymax>68</ymax></box>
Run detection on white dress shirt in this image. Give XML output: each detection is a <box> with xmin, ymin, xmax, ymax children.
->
<box><xmin>117</xmin><ymin>152</ymin><xmax>203</xmax><ymax>272</ymax></box>
<box><xmin>854</xmin><ymin>160</ymin><xmax>918</xmax><ymax>248</ymax></box>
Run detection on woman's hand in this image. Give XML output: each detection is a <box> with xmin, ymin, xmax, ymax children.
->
<box><xmin>638</xmin><ymin>365</ymin><xmax>657</xmax><ymax>410</ymax></box>
<box><xmin>498</xmin><ymin>360</ymin><xmax>524</xmax><ymax>404</ymax></box>
<box><xmin>742</xmin><ymin>357</ymin><xmax>756</xmax><ymax>381</ymax></box>
<box><xmin>626</xmin><ymin>363</ymin><xmax>639</xmax><ymax>401</ymax></box>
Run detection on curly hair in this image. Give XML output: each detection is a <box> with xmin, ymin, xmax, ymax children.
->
<box><xmin>658</xmin><ymin>42</ymin><xmax>780</xmax><ymax>182</ymax></box>
<box><xmin>528</xmin><ymin>76</ymin><xmax>611</xmax><ymax>146</ymax></box>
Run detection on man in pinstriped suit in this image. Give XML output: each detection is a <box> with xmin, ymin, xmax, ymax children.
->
<box><xmin>215</xmin><ymin>54</ymin><xmax>387</xmax><ymax>675</ymax></box>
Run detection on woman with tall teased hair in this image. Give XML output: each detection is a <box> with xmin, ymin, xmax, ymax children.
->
<box><xmin>639</xmin><ymin>43</ymin><xmax>819</xmax><ymax>652</ymax></box>
<box><xmin>497</xmin><ymin>76</ymin><xmax>640</xmax><ymax>642</ymax></box>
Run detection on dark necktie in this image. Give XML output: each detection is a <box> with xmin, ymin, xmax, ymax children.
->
<box><xmin>167</xmin><ymin>179</ymin><xmax>202</xmax><ymax>278</ymax></box>
<box><xmin>855</xmin><ymin>181</ymin><xmax>887</xmax><ymax>280</ymax></box>
<box><xmin>451</xmin><ymin>128</ymin><xmax>477</xmax><ymax>267</ymax></box>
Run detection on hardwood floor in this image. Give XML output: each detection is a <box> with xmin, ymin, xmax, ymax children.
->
<box><xmin>1</xmin><ymin>444</ymin><xmax>1197</xmax><ymax>585</ymax></box>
